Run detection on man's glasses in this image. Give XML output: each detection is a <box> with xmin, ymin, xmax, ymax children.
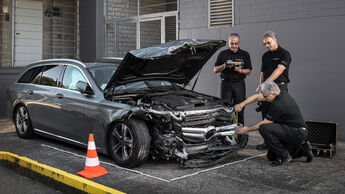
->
<box><xmin>263</xmin><ymin>93</ymin><xmax>272</xmax><ymax>99</ymax></box>
<box><xmin>263</xmin><ymin>41</ymin><xmax>271</xmax><ymax>46</ymax></box>
<box><xmin>230</xmin><ymin>42</ymin><xmax>239</xmax><ymax>45</ymax></box>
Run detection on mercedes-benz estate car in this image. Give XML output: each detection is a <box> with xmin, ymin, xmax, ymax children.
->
<box><xmin>7</xmin><ymin>39</ymin><xmax>248</xmax><ymax>168</ymax></box>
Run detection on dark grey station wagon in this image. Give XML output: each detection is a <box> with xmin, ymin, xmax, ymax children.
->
<box><xmin>7</xmin><ymin>40</ymin><xmax>247</xmax><ymax>168</ymax></box>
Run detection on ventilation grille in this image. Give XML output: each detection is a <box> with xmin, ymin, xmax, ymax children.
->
<box><xmin>209</xmin><ymin>0</ymin><xmax>233</xmax><ymax>27</ymax></box>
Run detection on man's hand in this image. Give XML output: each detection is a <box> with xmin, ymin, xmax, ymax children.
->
<box><xmin>237</xmin><ymin>126</ymin><xmax>249</xmax><ymax>134</ymax></box>
<box><xmin>256</xmin><ymin>82</ymin><xmax>264</xmax><ymax>91</ymax></box>
<box><xmin>214</xmin><ymin>64</ymin><xmax>226</xmax><ymax>73</ymax></box>
<box><xmin>234</xmin><ymin>66</ymin><xmax>242</xmax><ymax>73</ymax></box>
<box><xmin>225</xmin><ymin>60</ymin><xmax>235</xmax><ymax>70</ymax></box>
<box><xmin>234</xmin><ymin>103</ymin><xmax>244</xmax><ymax>112</ymax></box>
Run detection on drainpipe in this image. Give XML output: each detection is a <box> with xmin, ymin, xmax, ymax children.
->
<box><xmin>11</xmin><ymin>0</ymin><xmax>16</xmax><ymax>67</ymax></box>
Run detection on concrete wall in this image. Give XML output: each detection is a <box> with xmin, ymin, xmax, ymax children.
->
<box><xmin>79</xmin><ymin>0</ymin><xmax>104</xmax><ymax>62</ymax></box>
<box><xmin>0</xmin><ymin>0</ymin><xmax>13</xmax><ymax>67</ymax></box>
<box><xmin>180</xmin><ymin>0</ymin><xmax>345</xmax><ymax>141</ymax></box>
<box><xmin>0</xmin><ymin>67</ymin><xmax>24</xmax><ymax>117</ymax></box>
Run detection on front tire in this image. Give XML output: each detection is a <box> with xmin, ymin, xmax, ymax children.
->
<box><xmin>237</xmin><ymin>134</ymin><xmax>248</xmax><ymax>148</ymax></box>
<box><xmin>108</xmin><ymin>119</ymin><xmax>151</xmax><ymax>168</ymax></box>
<box><xmin>14</xmin><ymin>105</ymin><xmax>35</xmax><ymax>138</ymax></box>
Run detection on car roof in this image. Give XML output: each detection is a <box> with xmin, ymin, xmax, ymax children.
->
<box><xmin>25</xmin><ymin>59</ymin><xmax>86</xmax><ymax>69</ymax></box>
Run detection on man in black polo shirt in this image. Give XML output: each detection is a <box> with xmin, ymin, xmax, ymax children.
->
<box><xmin>214</xmin><ymin>33</ymin><xmax>252</xmax><ymax>125</ymax></box>
<box><xmin>257</xmin><ymin>31</ymin><xmax>291</xmax><ymax>91</ymax></box>
<box><xmin>235</xmin><ymin>82</ymin><xmax>313</xmax><ymax>165</ymax></box>
<box><xmin>256</xmin><ymin>31</ymin><xmax>291</xmax><ymax>150</ymax></box>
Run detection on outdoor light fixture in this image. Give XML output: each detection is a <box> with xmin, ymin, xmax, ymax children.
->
<box><xmin>2</xmin><ymin>3</ymin><xmax>9</xmax><ymax>21</ymax></box>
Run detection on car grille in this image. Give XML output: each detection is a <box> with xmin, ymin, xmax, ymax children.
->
<box><xmin>180</xmin><ymin>110</ymin><xmax>234</xmax><ymax>127</ymax></box>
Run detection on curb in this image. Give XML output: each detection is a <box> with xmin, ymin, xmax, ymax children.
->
<box><xmin>0</xmin><ymin>151</ymin><xmax>125</xmax><ymax>194</ymax></box>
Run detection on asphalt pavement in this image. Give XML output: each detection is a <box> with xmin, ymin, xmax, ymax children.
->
<box><xmin>0</xmin><ymin>165</ymin><xmax>63</xmax><ymax>194</ymax></box>
<box><xmin>1</xmin><ymin>130</ymin><xmax>345</xmax><ymax>193</ymax></box>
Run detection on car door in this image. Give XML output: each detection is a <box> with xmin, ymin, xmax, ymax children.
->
<box><xmin>16</xmin><ymin>65</ymin><xmax>45</xmax><ymax>130</ymax></box>
<box><xmin>54</xmin><ymin>65</ymin><xmax>99</xmax><ymax>144</ymax></box>
<box><xmin>29</xmin><ymin>64</ymin><xmax>64</xmax><ymax>134</ymax></box>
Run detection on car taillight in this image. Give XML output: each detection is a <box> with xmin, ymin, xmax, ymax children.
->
<box><xmin>6</xmin><ymin>87</ymin><xmax>9</xmax><ymax>94</ymax></box>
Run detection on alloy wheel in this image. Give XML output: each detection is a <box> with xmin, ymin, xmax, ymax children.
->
<box><xmin>16</xmin><ymin>107</ymin><xmax>29</xmax><ymax>134</ymax></box>
<box><xmin>111</xmin><ymin>123</ymin><xmax>134</xmax><ymax>161</ymax></box>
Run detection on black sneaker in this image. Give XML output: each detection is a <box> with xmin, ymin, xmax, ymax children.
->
<box><xmin>256</xmin><ymin>143</ymin><xmax>269</xmax><ymax>150</ymax></box>
<box><xmin>272</xmin><ymin>154</ymin><xmax>292</xmax><ymax>165</ymax></box>
<box><xmin>303</xmin><ymin>141</ymin><xmax>314</xmax><ymax>162</ymax></box>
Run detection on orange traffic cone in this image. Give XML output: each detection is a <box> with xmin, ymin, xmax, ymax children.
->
<box><xmin>78</xmin><ymin>134</ymin><xmax>108</xmax><ymax>178</ymax></box>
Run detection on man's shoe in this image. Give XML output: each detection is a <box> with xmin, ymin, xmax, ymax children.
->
<box><xmin>272</xmin><ymin>154</ymin><xmax>292</xmax><ymax>165</ymax></box>
<box><xmin>256</xmin><ymin>143</ymin><xmax>269</xmax><ymax>150</ymax></box>
<box><xmin>303</xmin><ymin>141</ymin><xmax>314</xmax><ymax>162</ymax></box>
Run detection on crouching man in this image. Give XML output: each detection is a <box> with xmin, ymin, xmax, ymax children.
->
<box><xmin>235</xmin><ymin>81</ymin><xmax>313</xmax><ymax>165</ymax></box>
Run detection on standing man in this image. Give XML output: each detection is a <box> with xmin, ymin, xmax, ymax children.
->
<box><xmin>214</xmin><ymin>33</ymin><xmax>252</xmax><ymax>125</ymax></box>
<box><xmin>235</xmin><ymin>82</ymin><xmax>313</xmax><ymax>165</ymax></box>
<box><xmin>256</xmin><ymin>31</ymin><xmax>292</xmax><ymax>150</ymax></box>
<box><xmin>257</xmin><ymin>31</ymin><xmax>291</xmax><ymax>92</ymax></box>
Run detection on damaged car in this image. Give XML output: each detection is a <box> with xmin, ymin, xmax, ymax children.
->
<box><xmin>7</xmin><ymin>39</ymin><xmax>248</xmax><ymax>168</ymax></box>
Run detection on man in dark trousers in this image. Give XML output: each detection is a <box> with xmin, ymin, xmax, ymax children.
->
<box><xmin>256</xmin><ymin>31</ymin><xmax>292</xmax><ymax>150</ymax></box>
<box><xmin>214</xmin><ymin>33</ymin><xmax>252</xmax><ymax>125</ymax></box>
<box><xmin>235</xmin><ymin>82</ymin><xmax>313</xmax><ymax>165</ymax></box>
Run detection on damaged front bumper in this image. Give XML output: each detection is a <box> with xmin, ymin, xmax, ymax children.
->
<box><xmin>174</xmin><ymin>124</ymin><xmax>241</xmax><ymax>160</ymax></box>
<box><xmin>182</xmin><ymin>123</ymin><xmax>238</xmax><ymax>141</ymax></box>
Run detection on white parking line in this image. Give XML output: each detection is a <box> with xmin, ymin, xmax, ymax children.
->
<box><xmin>41</xmin><ymin>144</ymin><xmax>265</xmax><ymax>183</ymax></box>
<box><xmin>41</xmin><ymin>144</ymin><xmax>170</xmax><ymax>183</ymax></box>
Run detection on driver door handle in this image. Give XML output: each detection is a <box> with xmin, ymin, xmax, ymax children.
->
<box><xmin>56</xmin><ymin>93</ymin><xmax>64</xmax><ymax>99</ymax></box>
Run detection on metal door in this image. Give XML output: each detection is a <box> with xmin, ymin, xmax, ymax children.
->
<box><xmin>14</xmin><ymin>0</ymin><xmax>43</xmax><ymax>66</ymax></box>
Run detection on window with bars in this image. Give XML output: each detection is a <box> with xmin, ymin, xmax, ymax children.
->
<box><xmin>208</xmin><ymin>0</ymin><xmax>233</xmax><ymax>28</ymax></box>
<box><xmin>0</xmin><ymin>0</ymin><xmax>78</xmax><ymax>67</ymax></box>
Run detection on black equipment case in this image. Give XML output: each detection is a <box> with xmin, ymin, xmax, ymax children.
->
<box><xmin>306</xmin><ymin>121</ymin><xmax>337</xmax><ymax>157</ymax></box>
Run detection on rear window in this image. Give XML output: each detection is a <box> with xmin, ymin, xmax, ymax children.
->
<box><xmin>18</xmin><ymin>66</ymin><xmax>44</xmax><ymax>84</ymax></box>
<box><xmin>40</xmin><ymin>65</ymin><xmax>63</xmax><ymax>87</ymax></box>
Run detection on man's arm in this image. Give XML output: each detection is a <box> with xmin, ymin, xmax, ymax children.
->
<box><xmin>234</xmin><ymin>66</ymin><xmax>251</xmax><ymax>75</ymax></box>
<box><xmin>214</xmin><ymin>64</ymin><xmax>226</xmax><ymax>73</ymax></box>
<box><xmin>234</xmin><ymin>93</ymin><xmax>266</xmax><ymax>112</ymax></box>
<box><xmin>264</xmin><ymin>64</ymin><xmax>286</xmax><ymax>82</ymax></box>
<box><xmin>237</xmin><ymin>119</ymin><xmax>273</xmax><ymax>134</ymax></box>
<box><xmin>256</xmin><ymin>65</ymin><xmax>285</xmax><ymax>90</ymax></box>
<box><xmin>256</xmin><ymin>72</ymin><xmax>264</xmax><ymax>91</ymax></box>
<box><xmin>234</xmin><ymin>52</ymin><xmax>252</xmax><ymax>75</ymax></box>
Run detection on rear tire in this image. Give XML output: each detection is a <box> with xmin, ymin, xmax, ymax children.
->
<box><xmin>14</xmin><ymin>105</ymin><xmax>35</xmax><ymax>139</ymax></box>
<box><xmin>108</xmin><ymin>119</ymin><xmax>151</xmax><ymax>168</ymax></box>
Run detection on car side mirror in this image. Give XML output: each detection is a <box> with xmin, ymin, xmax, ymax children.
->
<box><xmin>76</xmin><ymin>81</ymin><xmax>94</xmax><ymax>95</ymax></box>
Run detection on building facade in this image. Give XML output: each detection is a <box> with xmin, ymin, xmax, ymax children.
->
<box><xmin>1</xmin><ymin>0</ymin><xmax>344</xmax><ymax>140</ymax></box>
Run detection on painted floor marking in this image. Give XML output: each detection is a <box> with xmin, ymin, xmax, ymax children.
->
<box><xmin>41</xmin><ymin>144</ymin><xmax>265</xmax><ymax>183</ymax></box>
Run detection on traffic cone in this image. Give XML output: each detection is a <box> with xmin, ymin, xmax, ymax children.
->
<box><xmin>78</xmin><ymin>134</ymin><xmax>108</xmax><ymax>178</ymax></box>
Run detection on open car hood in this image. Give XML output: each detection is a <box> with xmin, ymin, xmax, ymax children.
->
<box><xmin>105</xmin><ymin>39</ymin><xmax>226</xmax><ymax>89</ymax></box>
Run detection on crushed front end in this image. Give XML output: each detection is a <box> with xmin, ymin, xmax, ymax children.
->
<box><xmin>112</xmin><ymin>90</ymin><xmax>248</xmax><ymax>168</ymax></box>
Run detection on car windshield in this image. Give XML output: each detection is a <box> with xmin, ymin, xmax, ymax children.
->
<box><xmin>114</xmin><ymin>80</ymin><xmax>175</xmax><ymax>95</ymax></box>
<box><xmin>87</xmin><ymin>63</ymin><xmax>118</xmax><ymax>90</ymax></box>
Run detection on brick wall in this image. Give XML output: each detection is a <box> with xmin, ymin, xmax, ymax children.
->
<box><xmin>180</xmin><ymin>0</ymin><xmax>345</xmax><ymax>30</ymax></box>
<box><xmin>43</xmin><ymin>0</ymin><xmax>78</xmax><ymax>59</ymax></box>
<box><xmin>105</xmin><ymin>0</ymin><xmax>137</xmax><ymax>57</ymax></box>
